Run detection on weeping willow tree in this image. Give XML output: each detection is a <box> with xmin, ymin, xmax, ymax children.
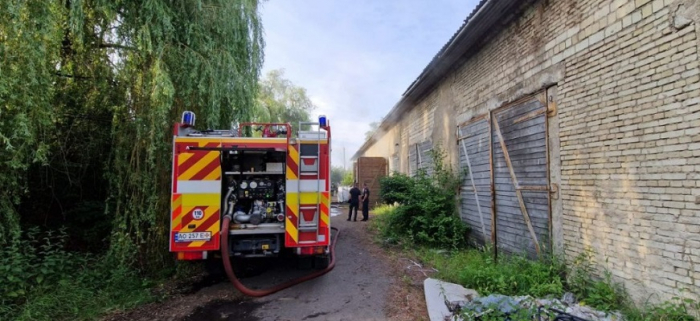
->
<box><xmin>255</xmin><ymin>69</ymin><xmax>315</xmax><ymax>132</ymax></box>
<box><xmin>0</xmin><ymin>1</ymin><xmax>64</xmax><ymax>242</ymax></box>
<box><xmin>104</xmin><ymin>0</ymin><xmax>265</xmax><ymax>270</ymax></box>
<box><xmin>0</xmin><ymin>0</ymin><xmax>264</xmax><ymax>272</ymax></box>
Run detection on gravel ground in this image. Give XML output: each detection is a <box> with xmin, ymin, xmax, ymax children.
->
<box><xmin>103</xmin><ymin>206</ymin><xmax>429</xmax><ymax>321</ymax></box>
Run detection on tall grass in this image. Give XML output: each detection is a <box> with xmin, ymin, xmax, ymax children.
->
<box><xmin>0</xmin><ymin>228</ymin><xmax>160</xmax><ymax>321</ymax></box>
<box><xmin>373</xmin><ymin>205</ymin><xmax>698</xmax><ymax>320</ymax></box>
<box><xmin>418</xmin><ymin>248</ymin><xmax>566</xmax><ymax>298</ymax></box>
<box><xmin>372</xmin><ymin>147</ymin><xmax>698</xmax><ymax>320</ymax></box>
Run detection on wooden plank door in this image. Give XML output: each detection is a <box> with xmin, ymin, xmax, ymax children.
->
<box><xmin>492</xmin><ymin>94</ymin><xmax>550</xmax><ymax>258</ymax></box>
<box><xmin>418</xmin><ymin>140</ymin><xmax>433</xmax><ymax>175</ymax></box>
<box><xmin>408</xmin><ymin>144</ymin><xmax>418</xmax><ymax>177</ymax></box>
<box><xmin>457</xmin><ymin>117</ymin><xmax>493</xmax><ymax>246</ymax></box>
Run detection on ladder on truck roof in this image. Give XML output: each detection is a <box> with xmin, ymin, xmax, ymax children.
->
<box><xmin>296</xmin><ymin>121</ymin><xmax>325</xmax><ymax>239</ymax></box>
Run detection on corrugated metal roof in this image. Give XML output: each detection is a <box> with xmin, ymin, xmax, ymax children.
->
<box><xmin>352</xmin><ymin>0</ymin><xmax>524</xmax><ymax>161</ymax></box>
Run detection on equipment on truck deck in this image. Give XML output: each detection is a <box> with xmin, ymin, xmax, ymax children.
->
<box><xmin>169</xmin><ymin>112</ymin><xmax>334</xmax><ymax>295</ymax></box>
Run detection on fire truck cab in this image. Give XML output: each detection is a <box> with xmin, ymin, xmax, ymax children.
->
<box><xmin>169</xmin><ymin>112</ymin><xmax>332</xmax><ymax>267</ymax></box>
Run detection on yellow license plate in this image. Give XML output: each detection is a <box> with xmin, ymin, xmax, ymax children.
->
<box><xmin>262</xmin><ymin>244</ymin><xmax>270</xmax><ymax>250</ymax></box>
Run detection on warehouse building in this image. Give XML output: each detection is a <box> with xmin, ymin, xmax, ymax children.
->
<box><xmin>352</xmin><ymin>0</ymin><xmax>700</xmax><ymax>303</ymax></box>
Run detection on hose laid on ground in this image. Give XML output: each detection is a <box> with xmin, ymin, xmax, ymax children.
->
<box><xmin>221</xmin><ymin>215</ymin><xmax>339</xmax><ymax>297</ymax></box>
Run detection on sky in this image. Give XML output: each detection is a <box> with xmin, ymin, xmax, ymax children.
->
<box><xmin>260</xmin><ymin>0</ymin><xmax>481</xmax><ymax>169</ymax></box>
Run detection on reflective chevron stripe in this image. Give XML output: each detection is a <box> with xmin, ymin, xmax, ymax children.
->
<box><xmin>171</xmin><ymin>138</ymin><xmax>222</xmax><ymax>252</ymax></box>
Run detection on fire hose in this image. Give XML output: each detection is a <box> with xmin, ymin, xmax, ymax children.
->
<box><xmin>221</xmin><ymin>215</ymin><xmax>339</xmax><ymax>297</ymax></box>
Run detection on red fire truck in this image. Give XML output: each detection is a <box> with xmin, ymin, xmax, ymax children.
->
<box><xmin>169</xmin><ymin>112</ymin><xmax>333</xmax><ymax>272</ymax></box>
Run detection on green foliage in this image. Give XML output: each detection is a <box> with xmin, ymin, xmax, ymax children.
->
<box><xmin>419</xmin><ymin>248</ymin><xmax>566</xmax><ymax>298</ymax></box>
<box><xmin>0</xmin><ymin>0</ymin><xmax>265</xmax><ymax>317</ymax></box>
<box><xmin>105</xmin><ymin>0</ymin><xmax>265</xmax><ymax>271</ymax></box>
<box><xmin>625</xmin><ymin>297</ymin><xmax>700</xmax><ymax>321</ymax></box>
<box><xmin>565</xmin><ymin>250</ymin><xmax>628</xmax><ymax>312</ymax></box>
<box><xmin>1</xmin><ymin>0</ymin><xmax>265</xmax><ymax>265</ymax></box>
<box><xmin>3</xmin><ymin>0</ymin><xmax>265</xmax><ymax>267</ymax></box>
<box><xmin>0</xmin><ymin>229</ymin><xmax>156</xmax><ymax>320</ymax></box>
<box><xmin>457</xmin><ymin>299</ymin><xmax>558</xmax><ymax>321</ymax></box>
<box><xmin>564</xmin><ymin>250</ymin><xmax>596</xmax><ymax>299</ymax></box>
<box><xmin>378</xmin><ymin>173</ymin><xmax>413</xmax><ymax>204</ymax></box>
<box><xmin>568</xmin><ymin>252</ymin><xmax>698</xmax><ymax>320</ymax></box>
<box><xmin>341</xmin><ymin>171</ymin><xmax>354</xmax><ymax>186</ymax></box>
<box><xmin>368</xmin><ymin>204</ymin><xmax>397</xmax><ymax>243</ymax></box>
<box><xmin>372</xmin><ymin>204</ymin><xmax>396</xmax><ymax>216</ymax></box>
<box><xmin>580</xmin><ymin>271</ymin><xmax>627</xmax><ymax>312</ymax></box>
<box><xmin>254</xmin><ymin>69</ymin><xmax>315</xmax><ymax>133</ymax></box>
<box><xmin>416</xmin><ymin>246</ymin><xmax>699</xmax><ymax>320</ymax></box>
<box><xmin>0</xmin><ymin>228</ymin><xmax>77</xmax><ymax>305</ymax></box>
<box><xmin>0</xmin><ymin>0</ymin><xmax>64</xmax><ymax>242</ymax></box>
<box><xmin>331</xmin><ymin>166</ymin><xmax>349</xmax><ymax>187</ymax></box>
<box><xmin>376</xmin><ymin>146</ymin><xmax>469</xmax><ymax>249</ymax></box>
<box><xmin>372</xmin><ymin>145</ymin><xmax>696</xmax><ymax>320</ymax></box>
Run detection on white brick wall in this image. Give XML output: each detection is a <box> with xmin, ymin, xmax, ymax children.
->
<box><xmin>358</xmin><ymin>0</ymin><xmax>700</xmax><ymax>304</ymax></box>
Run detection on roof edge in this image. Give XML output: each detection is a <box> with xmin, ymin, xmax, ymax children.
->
<box><xmin>352</xmin><ymin>0</ymin><xmax>521</xmax><ymax>160</ymax></box>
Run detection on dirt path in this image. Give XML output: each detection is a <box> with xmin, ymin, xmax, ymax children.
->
<box><xmin>104</xmin><ymin>206</ymin><xmax>429</xmax><ymax>321</ymax></box>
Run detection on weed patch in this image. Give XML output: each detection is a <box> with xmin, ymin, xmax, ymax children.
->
<box><xmin>418</xmin><ymin>248</ymin><xmax>566</xmax><ymax>298</ymax></box>
<box><xmin>416</xmin><ymin>247</ymin><xmax>699</xmax><ymax>321</ymax></box>
<box><xmin>372</xmin><ymin>144</ymin><xmax>698</xmax><ymax>321</ymax></box>
<box><xmin>0</xmin><ymin>228</ymin><xmax>160</xmax><ymax>321</ymax></box>
<box><xmin>624</xmin><ymin>297</ymin><xmax>699</xmax><ymax>321</ymax></box>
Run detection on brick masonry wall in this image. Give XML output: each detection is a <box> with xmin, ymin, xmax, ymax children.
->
<box><xmin>358</xmin><ymin>0</ymin><xmax>700</xmax><ymax>303</ymax></box>
<box><xmin>355</xmin><ymin>157</ymin><xmax>387</xmax><ymax>208</ymax></box>
<box><xmin>364</xmin><ymin>101</ymin><xmax>436</xmax><ymax>173</ymax></box>
<box><xmin>558</xmin><ymin>0</ymin><xmax>700</xmax><ymax>300</ymax></box>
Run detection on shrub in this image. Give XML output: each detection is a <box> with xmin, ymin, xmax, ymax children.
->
<box><xmin>378</xmin><ymin>173</ymin><xmax>413</xmax><ymax>205</ymax></box>
<box><xmin>0</xmin><ymin>228</ymin><xmax>156</xmax><ymax>320</ymax></box>
<box><xmin>377</xmin><ymin>146</ymin><xmax>469</xmax><ymax>249</ymax></box>
<box><xmin>0</xmin><ymin>228</ymin><xmax>85</xmax><ymax>307</ymax></box>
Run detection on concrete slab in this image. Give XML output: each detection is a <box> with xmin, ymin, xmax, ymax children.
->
<box><xmin>423</xmin><ymin>278</ymin><xmax>479</xmax><ymax>321</ymax></box>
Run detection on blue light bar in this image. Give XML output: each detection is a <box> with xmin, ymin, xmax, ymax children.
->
<box><xmin>319</xmin><ymin>115</ymin><xmax>327</xmax><ymax>127</ymax></box>
<box><xmin>182</xmin><ymin>111</ymin><xmax>196</xmax><ymax>127</ymax></box>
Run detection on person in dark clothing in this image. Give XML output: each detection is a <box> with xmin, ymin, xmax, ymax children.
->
<box><xmin>360</xmin><ymin>183</ymin><xmax>370</xmax><ymax>221</ymax></box>
<box><xmin>347</xmin><ymin>183</ymin><xmax>361</xmax><ymax>221</ymax></box>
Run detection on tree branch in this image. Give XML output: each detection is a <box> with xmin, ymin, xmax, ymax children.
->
<box><xmin>98</xmin><ymin>43</ymin><xmax>137</xmax><ymax>51</ymax></box>
<box><xmin>53</xmin><ymin>72</ymin><xmax>118</xmax><ymax>86</ymax></box>
<box><xmin>53</xmin><ymin>72</ymin><xmax>94</xmax><ymax>80</ymax></box>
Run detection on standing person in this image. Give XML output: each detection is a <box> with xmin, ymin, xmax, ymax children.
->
<box><xmin>360</xmin><ymin>183</ymin><xmax>370</xmax><ymax>221</ymax></box>
<box><xmin>347</xmin><ymin>182</ymin><xmax>361</xmax><ymax>221</ymax></box>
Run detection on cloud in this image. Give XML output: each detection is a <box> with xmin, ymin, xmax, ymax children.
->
<box><xmin>260</xmin><ymin>0</ymin><xmax>480</xmax><ymax>168</ymax></box>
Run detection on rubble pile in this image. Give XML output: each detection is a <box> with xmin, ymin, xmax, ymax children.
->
<box><xmin>453</xmin><ymin>293</ymin><xmax>624</xmax><ymax>321</ymax></box>
<box><xmin>424</xmin><ymin>278</ymin><xmax>624</xmax><ymax>321</ymax></box>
